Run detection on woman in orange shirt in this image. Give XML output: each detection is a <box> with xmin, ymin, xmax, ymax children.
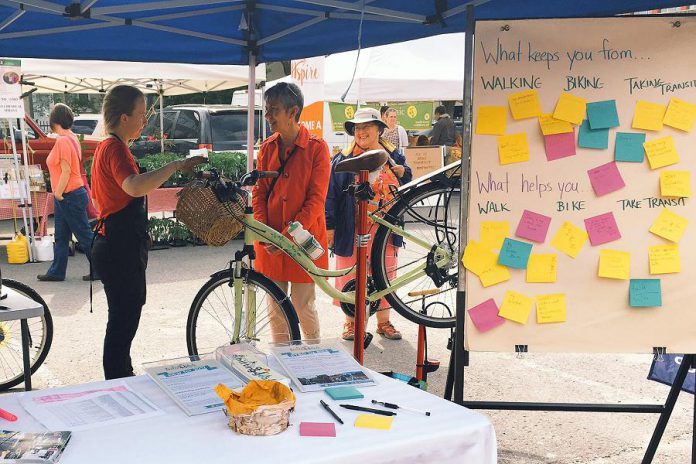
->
<box><xmin>91</xmin><ymin>85</ymin><xmax>204</xmax><ymax>379</ymax></box>
<box><xmin>37</xmin><ymin>104</ymin><xmax>96</xmax><ymax>282</ymax></box>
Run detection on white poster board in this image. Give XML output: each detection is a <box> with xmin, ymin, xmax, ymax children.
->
<box><xmin>466</xmin><ymin>17</ymin><xmax>696</xmax><ymax>353</ymax></box>
<box><xmin>0</xmin><ymin>58</ymin><xmax>22</xmax><ymax>118</ymax></box>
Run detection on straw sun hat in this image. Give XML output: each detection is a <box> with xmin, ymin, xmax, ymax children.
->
<box><xmin>344</xmin><ymin>107</ymin><xmax>388</xmax><ymax>136</ymax></box>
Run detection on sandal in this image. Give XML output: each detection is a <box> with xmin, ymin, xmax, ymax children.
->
<box><xmin>342</xmin><ymin>321</ymin><xmax>355</xmax><ymax>341</ymax></box>
<box><xmin>377</xmin><ymin>321</ymin><xmax>402</xmax><ymax>340</ymax></box>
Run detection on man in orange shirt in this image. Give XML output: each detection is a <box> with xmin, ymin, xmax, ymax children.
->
<box><xmin>253</xmin><ymin>82</ymin><xmax>330</xmax><ymax>341</ymax></box>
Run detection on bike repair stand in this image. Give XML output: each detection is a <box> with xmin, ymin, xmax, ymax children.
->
<box><xmin>409</xmin><ymin>289</ymin><xmax>441</xmax><ymax>382</ymax></box>
<box><xmin>352</xmin><ymin>169</ymin><xmax>373</xmax><ymax>364</ymax></box>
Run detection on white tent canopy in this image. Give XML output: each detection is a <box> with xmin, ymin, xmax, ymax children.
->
<box><xmin>19</xmin><ymin>59</ymin><xmax>266</xmax><ymax>96</ymax></box>
<box><xmin>323</xmin><ymin>33</ymin><xmax>464</xmax><ymax>103</ymax></box>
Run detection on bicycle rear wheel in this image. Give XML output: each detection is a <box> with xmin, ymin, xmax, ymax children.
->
<box><xmin>371</xmin><ymin>180</ymin><xmax>460</xmax><ymax>328</ymax></box>
<box><xmin>186</xmin><ymin>268</ymin><xmax>301</xmax><ymax>356</ymax></box>
<box><xmin>0</xmin><ymin>279</ymin><xmax>53</xmax><ymax>390</ymax></box>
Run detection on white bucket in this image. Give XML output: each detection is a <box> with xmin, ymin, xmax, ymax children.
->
<box><xmin>33</xmin><ymin>236</ymin><xmax>54</xmax><ymax>262</ymax></box>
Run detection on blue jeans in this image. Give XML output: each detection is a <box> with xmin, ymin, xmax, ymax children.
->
<box><xmin>45</xmin><ymin>187</ymin><xmax>94</xmax><ymax>279</ymax></box>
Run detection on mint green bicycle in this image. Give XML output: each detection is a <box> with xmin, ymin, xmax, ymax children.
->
<box><xmin>185</xmin><ymin>153</ymin><xmax>461</xmax><ymax>356</ymax></box>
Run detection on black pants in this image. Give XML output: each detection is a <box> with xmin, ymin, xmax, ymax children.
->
<box><xmin>92</xmin><ymin>233</ymin><xmax>148</xmax><ymax>380</ymax></box>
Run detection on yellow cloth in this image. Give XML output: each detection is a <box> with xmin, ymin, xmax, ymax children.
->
<box><xmin>215</xmin><ymin>380</ymin><xmax>296</xmax><ymax>416</ymax></box>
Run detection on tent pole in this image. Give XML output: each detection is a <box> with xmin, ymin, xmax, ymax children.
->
<box><xmin>159</xmin><ymin>86</ymin><xmax>165</xmax><ymax>154</ymax></box>
<box><xmin>454</xmin><ymin>4</ymin><xmax>475</xmax><ymax>405</ymax></box>
<box><xmin>247</xmin><ymin>51</ymin><xmax>256</xmax><ymax>174</ymax></box>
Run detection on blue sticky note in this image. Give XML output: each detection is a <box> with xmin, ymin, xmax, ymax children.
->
<box><xmin>615</xmin><ymin>132</ymin><xmax>646</xmax><ymax>162</ymax></box>
<box><xmin>587</xmin><ymin>100</ymin><xmax>620</xmax><ymax>129</ymax></box>
<box><xmin>325</xmin><ymin>386</ymin><xmax>364</xmax><ymax>400</ymax></box>
<box><xmin>578</xmin><ymin>119</ymin><xmax>609</xmax><ymax>149</ymax></box>
<box><xmin>497</xmin><ymin>238</ymin><xmax>532</xmax><ymax>269</ymax></box>
<box><xmin>629</xmin><ymin>279</ymin><xmax>662</xmax><ymax>307</ymax></box>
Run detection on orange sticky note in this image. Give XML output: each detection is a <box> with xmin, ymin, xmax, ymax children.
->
<box><xmin>475</xmin><ymin>106</ymin><xmax>507</xmax><ymax>135</ymax></box>
<box><xmin>633</xmin><ymin>100</ymin><xmax>667</xmax><ymax>131</ymax></box>
<box><xmin>535</xmin><ymin>294</ymin><xmax>566</xmax><ymax>324</ymax></box>
<box><xmin>659</xmin><ymin>171</ymin><xmax>691</xmax><ymax>198</ymax></box>
<box><xmin>644</xmin><ymin>136</ymin><xmax>679</xmax><ymax>170</ymax></box>
<box><xmin>508</xmin><ymin>90</ymin><xmax>542</xmax><ymax>120</ymax></box>
<box><xmin>663</xmin><ymin>98</ymin><xmax>696</xmax><ymax>132</ymax></box>
<box><xmin>497</xmin><ymin>133</ymin><xmax>529</xmax><ymax>165</ymax></box>
<box><xmin>649</xmin><ymin>208</ymin><xmax>688</xmax><ymax>243</ymax></box>
<box><xmin>551</xmin><ymin>221</ymin><xmax>588</xmax><ymax>258</ymax></box>
<box><xmin>539</xmin><ymin>113</ymin><xmax>574</xmax><ymax>136</ymax></box>
<box><xmin>498</xmin><ymin>290</ymin><xmax>533</xmax><ymax>324</ymax></box>
<box><xmin>598</xmin><ymin>249</ymin><xmax>631</xmax><ymax>280</ymax></box>
<box><xmin>526</xmin><ymin>254</ymin><xmax>557</xmax><ymax>283</ymax></box>
<box><xmin>553</xmin><ymin>92</ymin><xmax>587</xmax><ymax>125</ymax></box>
<box><xmin>648</xmin><ymin>244</ymin><xmax>680</xmax><ymax>274</ymax></box>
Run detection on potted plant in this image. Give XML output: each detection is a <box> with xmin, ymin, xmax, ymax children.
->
<box><xmin>148</xmin><ymin>217</ymin><xmax>170</xmax><ymax>250</ymax></box>
<box><xmin>169</xmin><ymin>220</ymin><xmax>189</xmax><ymax>247</ymax></box>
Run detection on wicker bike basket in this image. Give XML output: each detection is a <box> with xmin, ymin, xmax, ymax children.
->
<box><xmin>176</xmin><ymin>178</ymin><xmax>247</xmax><ymax>246</ymax></box>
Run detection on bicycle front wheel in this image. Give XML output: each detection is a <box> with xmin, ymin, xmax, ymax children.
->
<box><xmin>0</xmin><ymin>279</ymin><xmax>53</xmax><ymax>390</ymax></box>
<box><xmin>186</xmin><ymin>268</ymin><xmax>301</xmax><ymax>356</ymax></box>
<box><xmin>371</xmin><ymin>180</ymin><xmax>461</xmax><ymax>328</ymax></box>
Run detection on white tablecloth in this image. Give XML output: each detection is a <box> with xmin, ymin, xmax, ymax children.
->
<box><xmin>0</xmin><ymin>374</ymin><xmax>496</xmax><ymax>463</ymax></box>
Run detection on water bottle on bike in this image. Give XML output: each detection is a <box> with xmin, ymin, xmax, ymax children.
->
<box><xmin>288</xmin><ymin>221</ymin><xmax>324</xmax><ymax>260</ymax></box>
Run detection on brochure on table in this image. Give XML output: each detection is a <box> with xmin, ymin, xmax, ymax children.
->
<box><xmin>215</xmin><ymin>344</ymin><xmax>290</xmax><ymax>386</ymax></box>
<box><xmin>271</xmin><ymin>342</ymin><xmax>375</xmax><ymax>393</ymax></box>
<box><xmin>0</xmin><ymin>430</ymin><xmax>71</xmax><ymax>463</ymax></box>
<box><xmin>144</xmin><ymin>356</ymin><xmax>244</xmax><ymax>416</ymax></box>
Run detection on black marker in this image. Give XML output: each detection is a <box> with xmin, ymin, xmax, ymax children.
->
<box><xmin>339</xmin><ymin>404</ymin><xmax>396</xmax><ymax>416</ymax></box>
<box><xmin>372</xmin><ymin>400</ymin><xmax>431</xmax><ymax>416</ymax></box>
<box><xmin>319</xmin><ymin>400</ymin><xmax>344</xmax><ymax>424</ymax></box>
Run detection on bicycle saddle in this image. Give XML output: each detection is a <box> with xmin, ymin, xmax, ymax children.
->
<box><xmin>335</xmin><ymin>149</ymin><xmax>389</xmax><ymax>174</ymax></box>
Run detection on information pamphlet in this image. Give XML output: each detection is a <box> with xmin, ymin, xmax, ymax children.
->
<box><xmin>215</xmin><ymin>344</ymin><xmax>290</xmax><ymax>386</ymax></box>
<box><xmin>271</xmin><ymin>343</ymin><xmax>375</xmax><ymax>392</ymax></box>
<box><xmin>20</xmin><ymin>383</ymin><xmax>162</xmax><ymax>432</ymax></box>
<box><xmin>144</xmin><ymin>358</ymin><xmax>244</xmax><ymax>416</ymax></box>
<box><xmin>0</xmin><ymin>430</ymin><xmax>71</xmax><ymax>463</ymax></box>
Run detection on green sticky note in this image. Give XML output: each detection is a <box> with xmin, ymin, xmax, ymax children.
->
<box><xmin>578</xmin><ymin>119</ymin><xmax>609</xmax><ymax>149</ymax></box>
<box><xmin>325</xmin><ymin>386</ymin><xmax>364</xmax><ymax>400</ymax></box>
<box><xmin>587</xmin><ymin>100</ymin><xmax>620</xmax><ymax>129</ymax></box>
<box><xmin>629</xmin><ymin>279</ymin><xmax>662</xmax><ymax>307</ymax></box>
<box><xmin>497</xmin><ymin>238</ymin><xmax>532</xmax><ymax>269</ymax></box>
<box><xmin>615</xmin><ymin>132</ymin><xmax>646</xmax><ymax>162</ymax></box>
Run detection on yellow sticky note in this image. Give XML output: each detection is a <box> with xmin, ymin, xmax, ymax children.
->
<box><xmin>663</xmin><ymin>97</ymin><xmax>696</xmax><ymax>132</ymax></box>
<box><xmin>633</xmin><ymin>100</ymin><xmax>667</xmax><ymax>131</ymax></box>
<box><xmin>508</xmin><ymin>90</ymin><xmax>542</xmax><ymax>120</ymax></box>
<box><xmin>551</xmin><ymin>221</ymin><xmax>588</xmax><ymax>258</ymax></box>
<box><xmin>644</xmin><ymin>136</ymin><xmax>679</xmax><ymax>170</ymax></box>
<box><xmin>478</xmin><ymin>261</ymin><xmax>511</xmax><ymax>288</ymax></box>
<box><xmin>462</xmin><ymin>241</ymin><xmax>511</xmax><ymax>287</ymax></box>
<box><xmin>649</xmin><ymin>244</ymin><xmax>680</xmax><ymax>274</ymax></box>
<box><xmin>480</xmin><ymin>221</ymin><xmax>509</xmax><ymax>250</ymax></box>
<box><xmin>598</xmin><ymin>249</ymin><xmax>631</xmax><ymax>280</ymax></box>
<box><xmin>649</xmin><ymin>208</ymin><xmax>688</xmax><ymax>243</ymax></box>
<box><xmin>553</xmin><ymin>92</ymin><xmax>587</xmax><ymax>125</ymax></box>
<box><xmin>475</xmin><ymin>106</ymin><xmax>507</xmax><ymax>135</ymax></box>
<box><xmin>660</xmin><ymin>171</ymin><xmax>691</xmax><ymax>198</ymax></box>
<box><xmin>355</xmin><ymin>414</ymin><xmax>393</xmax><ymax>430</ymax></box>
<box><xmin>538</xmin><ymin>113</ymin><xmax>573</xmax><ymax>136</ymax></box>
<box><xmin>536</xmin><ymin>294</ymin><xmax>566</xmax><ymax>324</ymax></box>
<box><xmin>498</xmin><ymin>290</ymin><xmax>533</xmax><ymax>324</ymax></box>
<box><xmin>497</xmin><ymin>133</ymin><xmax>529</xmax><ymax>165</ymax></box>
<box><xmin>526</xmin><ymin>254</ymin><xmax>557</xmax><ymax>283</ymax></box>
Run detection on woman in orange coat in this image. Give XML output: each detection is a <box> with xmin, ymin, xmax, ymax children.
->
<box><xmin>252</xmin><ymin>82</ymin><xmax>330</xmax><ymax>342</ymax></box>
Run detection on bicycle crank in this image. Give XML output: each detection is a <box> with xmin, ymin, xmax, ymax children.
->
<box><xmin>340</xmin><ymin>277</ymin><xmax>381</xmax><ymax>318</ymax></box>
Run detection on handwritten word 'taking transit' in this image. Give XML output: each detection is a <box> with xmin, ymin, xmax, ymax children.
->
<box><xmin>617</xmin><ymin>197</ymin><xmax>687</xmax><ymax>210</ymax></box>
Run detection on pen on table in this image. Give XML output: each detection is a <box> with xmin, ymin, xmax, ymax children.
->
<box><xmin>319</xmin><ymin>400</ymin><xmax>344</xmax><ymax>425</ymax></box>
<box><xmin>339</xmin><ymin>404</ymin><xmax>396</xmax><ymax>416</ymax></box>
<box><xmin>0</xmin><ymin>408</ymin><xmax>17</xmax><ymax>422</ymax></box>
<box><xmin>371</xmin><ymin>400</ymin><xmax>431</xmax><ymax>416</ymax></box>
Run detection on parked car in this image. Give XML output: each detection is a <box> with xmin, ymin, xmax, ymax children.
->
<box><xmin>72</xmin><ymin>114</ymin><xmax>105</xmax><ymax>137</ymax></box>
<box><xmin>0</xmin><ymin>116</ymin><xmax>101</xmax><ymax>170</ymax></box>
<box><xmin>130</xmin><ymin>104</ymin><xmax>268</xmax><ymax>158</ymax></box>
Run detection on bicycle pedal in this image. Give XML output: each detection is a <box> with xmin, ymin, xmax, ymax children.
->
<box><xmin>364</xmin><ymin>332</ymin><xmax>373</xmax><ymax>349</ymax></box>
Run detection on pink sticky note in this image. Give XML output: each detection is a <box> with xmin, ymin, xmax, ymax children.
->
<box><xmin>468</xmin><ymin>299</ymin><xmax>505</xmax><ymax>332</ymax></box>
<box><xmin>584</xmin><ymin>212</ymin><xmax>621</xmax><ymax>246</ymax></box>
<box><xmin>544</xmin><ymin>130</ymin><xmax>576</xmax><ymax>161</ymax></box>
<box><xmin>515</xmin><ymin>209</ymin><xmax>552</xmax><ymax>243</ymax></box>
<box><xmin>300</xmin><ymin>422</ymin><xmax>336</xmax><ymax>437</ymax></box>
<box><xmin>587</xmin><ymin>161</ymin><xmax>625</xmax><ymax>196</ymax></box>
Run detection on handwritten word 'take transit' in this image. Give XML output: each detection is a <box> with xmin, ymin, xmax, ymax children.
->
<box><xmin>617</xmin><ymin>197</ymin><xmax>686</xmax><ymax>210</ymax></box>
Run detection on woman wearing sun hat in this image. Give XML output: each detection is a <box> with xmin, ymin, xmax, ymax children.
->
<box><xmin>325</xmin><ymin>107</ymin><xmax>412</xmax><ymax>341</ymax></box>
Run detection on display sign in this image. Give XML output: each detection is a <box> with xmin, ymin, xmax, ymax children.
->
<box><xmin>328</xmin><ymin>102</ymin><xmax>380</xmax><ymax>133</ymax></box>
<box><xmin>291</xmin><ymin>57</ymin><xmax>325</xmax><ymax>138</ymax></box>
<box><xmin>404</xmin><ymin>146</ymin><xmax>445</xmax><ymax>181</ymax></box>
<box><xmin>0</xmin><ymin>58</ymin><xmax>22</xmax><ymax>118</ymax></box>
<box><xmin>328</xmin><ymin>101</ymin><xmax>432</xmax><ymax>132</ymax></box>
